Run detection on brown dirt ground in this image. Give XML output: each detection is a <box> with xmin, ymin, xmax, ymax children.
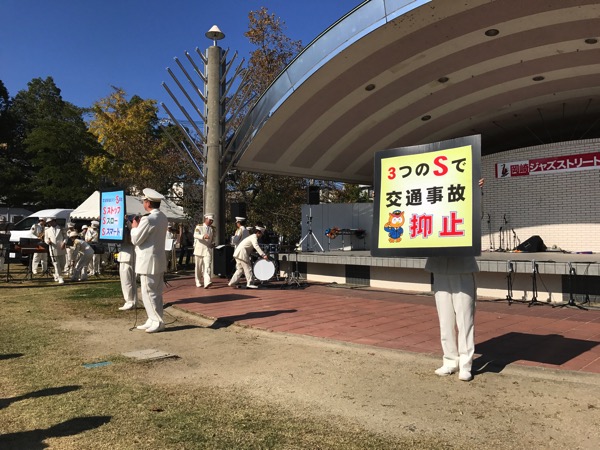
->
<box><xmin>60</xmin><ymin>304</ymin><xmax>600</xmax><ymax>450</ymax></box>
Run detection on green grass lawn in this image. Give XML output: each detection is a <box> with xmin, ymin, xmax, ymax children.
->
<box><xmin>0</xmin><ymin>271</ymin><xmax>448</xmax><ymax>449</ymax></box>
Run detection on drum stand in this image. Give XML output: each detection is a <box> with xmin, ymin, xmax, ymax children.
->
<box><xmin>284</xmin><ymin>250</ymin><xmax>305</xmax><ymax>288</ymax></box>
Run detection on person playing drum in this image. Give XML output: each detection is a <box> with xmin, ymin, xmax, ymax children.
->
<box><xmin>228</xmin><ymin>222</ymin><xmax>268</xmax><ymax>289</ymax></box>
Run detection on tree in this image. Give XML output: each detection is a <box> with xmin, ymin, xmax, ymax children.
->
<box><xmin>225</xmin><ymin>7</ymin><xmax>308</xmax><ymax>243</ymax></box>
<box><xmin>7</xmin><ymin>77</ymin><xmax>100</xmax><ymax>208</ymax></box>
<box><xmin>0</xmin><ymin>80</ymin><xmax>27</xmax><ymax>207</ymax></box>
<box><xmin>87</xmin><ymin>87</ymin><xmax>187</xmax><ymax>196</ymax></box>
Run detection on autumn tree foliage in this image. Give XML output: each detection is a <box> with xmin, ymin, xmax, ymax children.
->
<box><xmin>225</xmin><ymin>7</ymin><xmax>309</xmax><ymax>243</ymax></box>
<box><xmin>87</xmin><ymin>87</ymin><xmax>186</xmax><ymax>196</ymax></box>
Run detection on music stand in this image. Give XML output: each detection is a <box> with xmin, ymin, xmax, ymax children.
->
<box><xmin>20</xmin><ymin>238</ymin><xmax>43</xmax><ymax>281</ymax></box>
<box><xmin>0</xmin><ymin>234</ymin><xmax>17</xmax><ymax>283</ymax></box>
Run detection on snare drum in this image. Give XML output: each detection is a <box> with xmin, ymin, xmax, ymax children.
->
<box><xmin>253</xmin><ymin>258</ymin><xmax>276</xmax><ymax>281</ymax></box>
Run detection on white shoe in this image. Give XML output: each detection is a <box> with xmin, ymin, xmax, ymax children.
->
<box><xmin>196</xmin><ymin>283</ymin><xmax>202</xmax><ymax>288</ymax></box>
<box><xmin>204</xmin><ymin>282</ymin><xmax>212</xmax><ymax>289</ymax></box>
<box><xmin>434</xmin><ymin>366</ymin><xmax>458</xmax><ymax>376</ymax></box>
<box><xmin>136</xmin><ymin>319</ymin><xmax>153</xmax><ymax>330</ymax></box>
<box><xmin>458</xmin><ymin>371</ymin><xmax>473</xmax><ymax>381</ymax></box>
<box><xmin>118</xmin><ymin>302</ymin><xmax>135</xmax><ymax>311</ymax></box>
<box><xmin>57</xmin><ymin>278</ymin><xmax>65</xmax><ymax>284</ymax></box>
<box><xmin>246</xmin><ymin>284</ymin><xmax>258</xmax><ymax>289</ymax></box>
<box><xmin>146</xmin><ymin>322</ymin><xmax>165</xmax><ymax>333</ymax></box>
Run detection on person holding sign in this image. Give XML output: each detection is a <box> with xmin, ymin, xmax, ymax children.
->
<box><xmin>426</xmin><ymin>178</ymin><xmax>484</xmax><ymax>382</ymax></box>
<box><xmin>130</xmin><ymin>188</ymin><xmax>169</xmax><ymax>334</ymax></box>
<box><xmin>117</xmin><ymin>217</ymin><xmax>137</xmax><ymax>311</ymax></box>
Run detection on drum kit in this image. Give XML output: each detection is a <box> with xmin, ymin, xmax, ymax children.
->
<box><xmin>250</xmin><ymin>243</ymin><xmax>306</xmax><ymax>288</ymax></box>
<box><xmin>251</xmin><ymin>244</ymin><xmax>280</xmax><ymax>283</ymax></box>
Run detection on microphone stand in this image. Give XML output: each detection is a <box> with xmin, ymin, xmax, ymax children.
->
<box><xmin>528</xmin><ymin>260</ymin><xmax>545</xmax><ymax>307</ymax></box>
<box><xmin>487</xmin><ymin>214</ymin><xmax>495</xmax><ymax>250</ymax></box>
<box><xmin>554</xmin><ymin>263</ymin><xmax>587</xmax><ymax>310</ymax></box>
<box><xmin>298</xmin><ymin>207</ymin><xmax>324</xmax><ymax>252</ymax></box>
<box><xmin>506</xmin><ymin>260</ymin><xmax>514</xmax><ymax>304</ymax></box>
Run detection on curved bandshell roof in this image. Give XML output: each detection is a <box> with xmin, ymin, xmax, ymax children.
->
<box><xmin>231</xmin><ymin>0</ymin><xmax>600</xmax><ymax>184</ymax></box>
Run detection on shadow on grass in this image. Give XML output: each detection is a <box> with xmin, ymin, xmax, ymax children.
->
<box><xmin>0</xmin><ymin>415</ymin><xmax>111</xmax><ymax>449</ymax></box>
<box><xmin>0</xmin><ymin>353</ymin><xmax>24</xmax><ymax>361</ymax></box>
<box><xmin>0</xmin><ymin>385</ymin><xmax>81</xmax><ymax>410</ymax></box>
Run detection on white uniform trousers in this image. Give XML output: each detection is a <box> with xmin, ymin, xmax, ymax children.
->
<box><xmin>73</xmin><ymin>250</ymin><xmax>93</xmax><ymax>281</ymax></box>
<box><xmin>229</xmin><ymin>258</ymin><xmax>253</xmax><ymax>286</ymax></box>
<box><xmin>433</xmin><ymin>273</ymin><xmax>476</xmax><ymax>373</ymax></box>
<box><xmin>194</xmin><ymin>254</ymin><xmax>212</xmax><ymax>287</ymax></box>
<box><xmin>119</xmin><ymin>262</ymin><xmax>137</xmax><ymax>304</ymax></box>
<box><xmin>32</xmin><ymin>252</ymin><xmax>47</xmax><ymax>274</ymax></box>
<box><xmin>139</xmin><ymin>274</ymin><xmax>164</xmax><ymax>325</ymax></box>
<box><xmin>49</xmin><ymin>254</ymin><xmax>66</xmax><ymax>282</ymax></box>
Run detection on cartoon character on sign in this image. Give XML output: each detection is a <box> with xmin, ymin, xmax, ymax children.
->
<box><xmin>383</xmin><ymin>210</ymin><xmax>405</xmax><ymax>243</ymax></box>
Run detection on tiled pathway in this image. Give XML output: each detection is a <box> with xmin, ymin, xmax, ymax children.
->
<box><xmin>163</xmin><ymin>277</ymin><xmax>600</xmax><ymax>374</ymax></box>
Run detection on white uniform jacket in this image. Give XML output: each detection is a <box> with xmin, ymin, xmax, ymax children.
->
<box><xmin>30</xmin><ymin>223</ymin><xmax>45</xmax><ymax>239</ymax></box>
<box><xmin>130</xmin><ymin>209</ymin><xmax>168</xmax><ymax>275</ymax></box>
<box><xmin>193</xmin><ymin>224</ymin><xmax>214</xmax><ymax>257</ymax></box>
<box><xmin>117</xmin><ymin>226</ymin><xmax>135</xmax><ymax>264</ymax></box>
<box><xmin>85</xmin><ymin>228</ymin><xmax>99</xmax><ymax>243</ymax></box>
<box><xmin>231</xmin><ymin>226</ymin><xmax>249</xmax><ymax>247</ymax></box>
<box><xmin>233</xmin><ymin>234</ymin><xmax>265</xmax><ymax>262</ymax></box>
<box><xmin>44</xmin><ymin>225</ymin><xmax>67</xmax><ymax>256</ymax></box>
<box><xmin>424</xmin><ymin>256</ymin><xmax>479</xmax><ymax>275</ymax></box>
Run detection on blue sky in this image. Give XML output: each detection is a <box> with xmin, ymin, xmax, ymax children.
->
<box><xmin>1</xmin><ymin>0</ymin><xmax>363</xmax><ymax>112</ymax></box>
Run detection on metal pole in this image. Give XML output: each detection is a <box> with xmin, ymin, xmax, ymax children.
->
<box><xmin>205</xmin><ymin>44</ymin><xmax>224</xmax><ymax>245</ymax></box>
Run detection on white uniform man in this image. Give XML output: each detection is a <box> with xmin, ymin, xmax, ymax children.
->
<box><xmin>30</xmin><ymin>217</ymin><xmax>47</xmax><ymax>274</ymax></box>
<box><xmin>231</xmin><ymin>217</ymin><xmax>249</xmax><ymax>248</ymax></box>
<box><xmin>86</xmin><ymin>220</ymin><xmax>101</xmax><ymax>276</ymax></box>
<box><xmin>425</xmin><ymin>179</ymin><xmax>484</xmax><ymax>382</ymax></box>
<box><xmin>64</xmin><ymin>222</ymin><xmax>77</xmax><ymax>277</ymax></box>
<box><xmin>44</xmin><ymin>217</ymin><xmax>67</xmax><ymax>284</ymax></box>
<box><xmin>66</xmin><ymin>231</ymin><xmax>94</xmax><ymax>281</ymax></box>
<box><xmin>228</xmin><ymin>223</ymin><xmax>268</xmax><ymax>289</ymax></box>
<box><xmin>117</xmin><ymin>218</ymin><xmax>137</xmax><ymax>311</ymax></box>
<box><xmin>130</xmin><ymin>188</ymin><xmax>169</xmax><ymax>333</ymax></box>
<box><xmin>193</xmin><ymin>213</ymin><xmax>214</xmax><ymax>289</ymax></box>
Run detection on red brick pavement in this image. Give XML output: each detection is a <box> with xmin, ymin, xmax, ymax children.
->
<box><xmin>163</xmin><ymin>276</ymin><xmax>600</xmax><ymax>375</ymax></box>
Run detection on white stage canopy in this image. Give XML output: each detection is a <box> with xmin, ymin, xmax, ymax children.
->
<box><xmin>71</xmin><ymin>191</ymin><xmax>187</xmax><ymax>222</ymax></box>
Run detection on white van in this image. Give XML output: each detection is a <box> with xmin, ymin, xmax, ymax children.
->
<box><xmin>9</xmin><ymin>209</ymin><xmax>73</xmax><ymax>260</ymax></box>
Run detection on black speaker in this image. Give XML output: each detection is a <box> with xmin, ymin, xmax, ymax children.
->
<box><xmin>231</xmin><ymin>202</ymin><xmax>246</xmax><ymax>219</ymax></box>
<box><xmin>213</xmin><ymin>245</ymin><xmax>235</xmax><ymax>277</ymax></box>
<box><xmin>307</xmin><ymin>186</ymin><xmax>320</xmax><ymax>205</ymax></box>
<box><xmin>516</xmin><ymin>235</ymin><xmax>546</xmax><ymax>252</ymax></box>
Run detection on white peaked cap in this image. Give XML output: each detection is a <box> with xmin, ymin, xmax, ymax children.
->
<box><xmin>142</xmin><ymin>188</ymin><xmax>165</xmax><ymax>202</ymax></box>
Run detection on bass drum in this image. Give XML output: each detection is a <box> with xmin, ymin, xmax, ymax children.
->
<box><xmin>253</xmin><ymin>259</ymin><xmax>276</xmax><ymax>281</ymax></box>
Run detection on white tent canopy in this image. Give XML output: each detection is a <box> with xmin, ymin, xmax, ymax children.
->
<box><xmin>70</xmin><ymin>191</ymin><xmax>187</xmax><ymax>222</ymax></box>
